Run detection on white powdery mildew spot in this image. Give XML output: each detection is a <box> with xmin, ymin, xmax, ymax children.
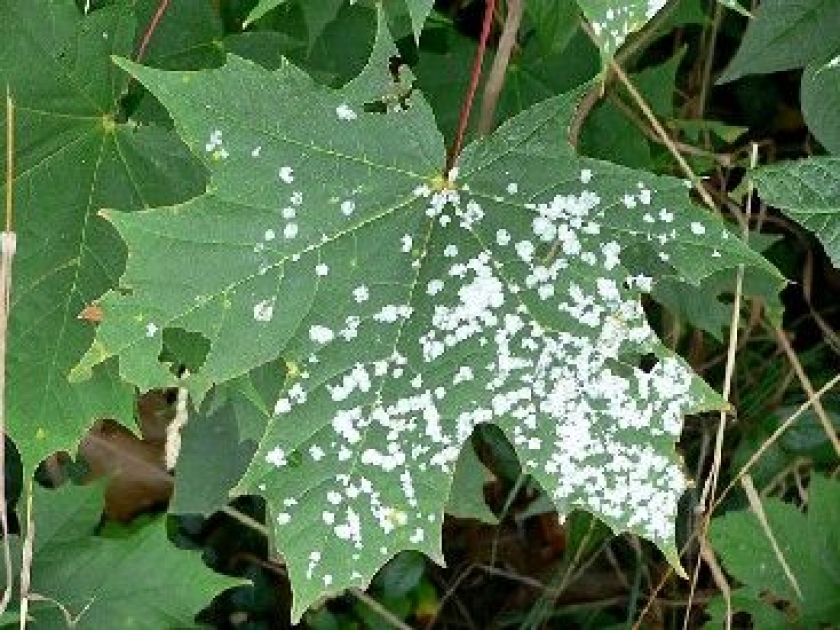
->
<box><xmin>336</xmin><ymin>103</ymin><xmax>358</xmax><ymax>121</ymax></box>
<box><xmin>266</xmin><ymin>446</ymin><xmax>287</xmax><ymax>468</ymax></box>
<box><xmin>253</xmin><ymin>299</ymin><xmax>275</xmax><ymax>322</ymax></box>
<box><xmin>204</xmin><ymin>129</ymin><xmax>228</xmax><ymax>159</ymax></box>
<box><xmin>341</xmin><ymin>200</ymin><xmax>356</xmax><ymax>216</ymax></box>
<box><xmin>145</xmin><ymin>322</ymin><xmax>158</xmax><ymax>338</ymax></box>
<box><xmin>278</xmin><ymin>166</ymin><xmax>294</xmax><ymax>184</ymax></box>
<box><xmin>284</xmin><ymin>223</ymin><xmax>298</xmax><ymax>239</ymax></box>
<box><xmin>309</xmin><ymin>324</ymin><xmax>335</xmax><ymax>344</ymax></box>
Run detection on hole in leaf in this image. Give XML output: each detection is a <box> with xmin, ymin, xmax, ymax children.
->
<box><xmin>388</xmin><ymin>55</ymin><xmax>406</xmax><ymax>82</ymax></box>
<box><xmin>639</xmin><ymin>353</ymin><xmax>658</xmax><ymax>373</ymax></box>
<box><xmin>363</xmin><ymin>100</ymin><xmax>388</xmax><ymax>114</ymax></box>
<box><xmin>159</xmin><ymin>327</ymin><xmax>211</xmax><ymax>375</ymax></box>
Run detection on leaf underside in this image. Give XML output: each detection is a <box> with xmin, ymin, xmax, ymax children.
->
<box><xmin>76</xmin><ymin>18</ymin><xmax>776</xmax><ymax>621</ymax></box>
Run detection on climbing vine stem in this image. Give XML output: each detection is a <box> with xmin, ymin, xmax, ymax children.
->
<box><xmin>445</xmin><ymin>0</ymin><xmax>497</xmax><ymax>175</ymax></box>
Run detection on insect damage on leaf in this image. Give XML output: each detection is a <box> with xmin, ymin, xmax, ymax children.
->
<box><xmin>74</xmin><ymin>15</ymin><xmax>778</xmax><ymax>622</ymax></box>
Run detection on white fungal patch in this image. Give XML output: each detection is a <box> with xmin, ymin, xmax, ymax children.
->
<box><xmin>309</xmin><ymin>445</ymin><xmax>325</xmax><ymax>461</ymax></box>
<box><xmin>266</xmin><ymin>447</ymin><xmax>287</xmax><ymax>468</ymax></box>
<box><xmin>145</xmin><ymin>322</ymin><xmax>158</xmax><ymax>338</ymax></box>
<box><xmin>316</xmin><ymin>263</ymin><xmax>329</xmax><ymax>277</ymax></box>
<box><xmin>353</xmin><ymin>285</ymin><xmax>369</xmax><ymax>303</ymax></box>
<box><xmin>426</xmin><ymin>279</ymin><xmax>444</xmax><ymax>296</ymax></box>
<box><xmin>341</xmin><ymin>200</ymin><xmax>355</xmax><ymax>216</ymax></box>
<box><xmin>336</xmin><ymin>103</ymin><xmax>358</xmax><ymax>121</ymax></box>
<box><xmin>204</xmin><ymin>129</ymin><xmax>228</xmax><ymax>159</ymax></box>
<box><xmin>309</xmin><ymin>325</ymin><xmax>335</xmax><ymax>344</ymax></box>
<box><xmin>253</xmin><ymin>299</ymin><xmax>275</xmax><ymax>322</ymax></box>
<box><xmin>506</xmin><ymin>182</ymin><xmax>519</xmax><ymax>195</ymax></box>
<box><xmin>264</xmin><ymin>229</ymin><xmax>276</xmax><ymax>241</ymax></box>
<box><xmin>251</xmin><ymin>146</ymin><xmax>262</xmax><ymax>157</ymax></box>
<box><xmin>278</xmin><ymin>166</ymin><xmax>294</xmax><ymax>184</ymax></box>
<box><xmin>274</xmin><ymin>398</ymin><xmax>291</xmax><ymax>415</ymax></box>
<box><xmin>283</xmin><ymin>223</ymin><xmax>298</xmax><ymax>239</ymax></box>
<box><xmin>690</xmin><ymin>222</ymin><xmax>706</xmax><ymax>235</ymax></box>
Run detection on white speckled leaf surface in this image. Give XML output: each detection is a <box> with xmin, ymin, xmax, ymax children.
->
<box><xmin>575</xmin><ymin>0</ymin><xmax>667</xmax><ymax>58</ymax></box>
<box><xmin>75</xmin><ymin>22</ymin><xmax>777</xmax><ymax>621</ymax></box>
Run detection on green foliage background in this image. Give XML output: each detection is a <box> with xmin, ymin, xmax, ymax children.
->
<box><xmin>0</xmin><ymin>0</ymin><xmax>838</xmax><ymax>627</ymax></box>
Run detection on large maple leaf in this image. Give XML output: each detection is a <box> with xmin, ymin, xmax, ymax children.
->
<box><xmin>75</xmin><ymin>20</ymin><xmax>777</xmax><ymax>620</ymax></box>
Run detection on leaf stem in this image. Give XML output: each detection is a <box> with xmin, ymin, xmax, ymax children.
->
<box><xmin>135</xmin><ymin>0</ymin><xmax>172</xmax><ymax>63</ymax></box>
<box><xmin>445</xmin><ymin>0</ymin><xmax>497</xmax><ymax>176</ymax></box>
<box><xmin>477</xmin><ymin>0</ymin><xmax>523</xmax><ymax>135</ymax></box>
<box><xmin>5</xmin><ymin>87</ymin><xmax>12</xmax><ymax>232</ymax></box>
<box><xmin>0</xmin><ymin>87</ymin><xmax>13</xmax><ymax>619</ymax></box>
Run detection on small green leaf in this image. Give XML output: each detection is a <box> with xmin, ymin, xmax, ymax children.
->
<box><xmin>5</xmin><ymin>483</ymin><xmax>241</xmax><ymax>628</ymax></box>
<box><xmin>802</xmin><ymin>55</ymin><xmax>840</xmax><ymax>156</ymax></box>
<box><xmin>575</xmin><ymin>0</ymin><xmax>669</xmax><ymax>61</ymax></box>
<box><xmin>715</xmin><ymin>0</ymin><xmax>751</xmax><ymax>18</ymax></box>
<box><xmin>246</xmin><ymin>0</ymin><xmax>433</xmax><ymax>42</ymax></box>
<box><xmin>753</xmin><ymin>157</ymin><xmax>840</xmax><ymax>268</ymax></box>
<box><xmin>718</xmin><ymin>0</ymin><xmax>840</xmax><ymax>82</ymax></box>
<box><xmin>709</xmin><ymin>476</ymin><xmax>840</xmax><ymax>627</ymax></box>
<box><xmin>446</xmin><ymin>440</ymin><xmax>497</xmax><ymax>524</ymax></box>
<box><xmin>243</xmin><ymin>0</ymin><xmax>291</xmax><ymax>26</ymax></box>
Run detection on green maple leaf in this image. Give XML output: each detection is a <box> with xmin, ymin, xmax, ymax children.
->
<box><xmin>75</xmin><ymin>20</ymin><xmax>777</xmax><ymax>620</ymax></box>
<box><xmin>4</xmin><ymin>482</ymin><xmax>240</xmax><ymax>628</ymax></box>
<box><xmin>244</xmin><ymin>0</ymin><xmax>435</xmax><ymax>43</ymax></box>
<box><xmin>248</xmin><ymin>0</ymin><xmax>672</xmax><ymax>62</ymax></box>
<box><xmin>707</xmin><ymin>476</ymin><xmax>840</xmax><ymax>628</ymax></box>
<box><xmin>0</xmin><ymin>0</ymin><xmax>205</xmax><ymax>472</ymax></box>
<box><xmin>753</xmin><ymin>157</ymin><xmax>840</xmax><ymax>268</ymax></box>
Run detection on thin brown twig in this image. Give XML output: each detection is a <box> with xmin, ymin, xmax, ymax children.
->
<box><xmin>740</xmin><ymin>474</ymin><xmax>802</xmax><ymax>598</ymax></box>
<box><xmin>477</xmin><ymin>0</ymin><xmax>523</xmax><ymax>135</ymax></box>
<box><xmin>445</xmin><ymin>0</ymin><xmax>497</xmax><ymax>175</ymax></box>
<box><xmin>0</xmin><ymin>87</ymin><xmax>15</xmax><ymax>618</ymax></box>
<box><xmin>569</xmin><ymin>0</ymin><xmax>682</xmax><ymax>146</ymax></box>
<box><xmin>351</xmin><ymin>588</ymin><xmax>414</xmax><ymax>630</ymax></box>
<box><xmin>4</xmin><ymin>87</ymin><xmax>12</xmax><ymax>233</ymax></box>
<box><xmin>135</xmin><ymin>0</ymin><xmax>172</xmax><ymax>63</ymax></box>
<box><xmin>606</xmin><ymin>56</ymin><xmax>718</xmax><ymax>212</ymax></box>
<box><xmin>772</xmin><ymin>328</ymin><xmax>840</xmax><ymax>457</ymax></box>
<box><xmin>18</xmin><ymin>478</ymin><xmax>34</xmax><ymax>630</ymax></box>
<box><xmin>714</xmin><ymin>373</ymin><xmax>840</xmax><ymax>512</ymax></box>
